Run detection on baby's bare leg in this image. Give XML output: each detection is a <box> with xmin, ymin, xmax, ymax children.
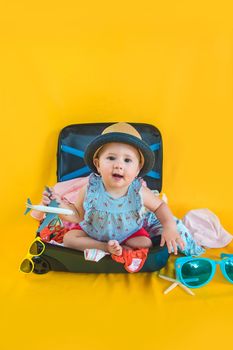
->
<box><xmin>64</xmin><ymin>229</ymin><xmax>107</xmax><ymax>251</ymax></box>
<box><xmin>63</xmin><ymin>230</ymin><xmax>122</xmax><ymax>255</ymax></box>
<box><xmin>124</xmin><ymin>236</ymin><xmax>152</xmax><ymax>249</ymax></box>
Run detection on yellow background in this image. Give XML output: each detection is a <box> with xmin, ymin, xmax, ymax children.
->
<box><xmin>0</xmin><ymin>1</ymin><xmax>233</xmax><ymax>350</ymax></box>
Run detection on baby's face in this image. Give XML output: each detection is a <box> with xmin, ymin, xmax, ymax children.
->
<box><xmin>94</xmin><ymin>142</ymin><xmax>141</xmax><ymax>194</ymax></box>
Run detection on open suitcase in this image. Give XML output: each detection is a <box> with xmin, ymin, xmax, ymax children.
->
<box><xmin>32</xmin><ymin>122</ymin><xmax>169</xmax><ymax>274</ymax></box>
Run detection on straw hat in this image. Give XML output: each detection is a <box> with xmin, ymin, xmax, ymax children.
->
<box><xmin>84</xmin><ymin>122</ymin><xmax>155</xmax><ymax>177</ymax></box>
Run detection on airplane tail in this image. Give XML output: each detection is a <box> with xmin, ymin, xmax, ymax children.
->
<box><xmin>24</xmin><ymin>198</ymin><xmax>32</xmax><ymax>215</ymax></box>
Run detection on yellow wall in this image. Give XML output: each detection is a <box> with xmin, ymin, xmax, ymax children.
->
<box><xmin>1</xmin><ymin>1</ymin><xmax>233</xmax><ymax>229</ymax></box>
<box><xmin>1</xmin><ymin>2</ymin><xmax>233</xmax><ymax>350</ymax></box>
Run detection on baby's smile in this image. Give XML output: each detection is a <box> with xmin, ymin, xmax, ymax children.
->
<box><xmin>112</xmin><ymin>173</ymin><xmax>124</xmax><ymax>180</ymax></box>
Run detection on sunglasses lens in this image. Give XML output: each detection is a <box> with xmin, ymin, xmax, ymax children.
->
<box><xmin>29</xmin><ymin>241</ymin><xmax>44</xmax><ymax>255</ymax></box>
<box><xmin>225</xmin><ymin>259</ymin><xmax>233</xmax><ymax>282</ymax></box>
<box><xmin>181</xmin><ymin>259</ymin><xmax>212</xmax><ymax>287</ymax></box>
<box><xmin>20</xmin><ymin>259</ymin><xmax>33</xmax><ymax>273</ymax></box>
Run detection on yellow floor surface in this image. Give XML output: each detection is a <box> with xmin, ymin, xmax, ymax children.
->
<box><xmin>1</xmin><ymin>219</ymin><xmax>233</xmax><ymax>350</ymax></box>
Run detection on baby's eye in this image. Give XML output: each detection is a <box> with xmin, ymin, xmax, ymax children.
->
<box><xmin>124</xmin><ymin>158</ymin><xmax>132</xmax><ymax>163</ymax></box>
<box><xmin>107</xmin><ymin>156</ymin><xmax>115</xmax><ymax>161</ymax></box>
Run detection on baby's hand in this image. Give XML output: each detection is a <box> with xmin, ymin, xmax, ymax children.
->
<box><xmin>42</xmin><ymin>190</ymin><xmax>51</xmax><ymax>205</ymax></box>
<box><xmin>41</xmin><ymin>187</ymin><xmax>53</xmax><ymax>206</ymax></box>
<box><xmin>41</xmin><ymin>187</ymin><xmax>61</xmax><ymax>206</ymax></box>
<box><xmin>160</xmin><ymin>228</ymin><xmax>185</xmax><ymax>255</ymax></box>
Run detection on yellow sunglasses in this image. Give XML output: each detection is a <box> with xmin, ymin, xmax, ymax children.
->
<box><xmin>20</xmin><ymin>237</ymin><xmax>45</xmax><ymax>273</ymax></box>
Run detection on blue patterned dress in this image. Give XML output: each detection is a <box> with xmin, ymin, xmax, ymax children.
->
<box><xmin>79</xmin><ymin>173</ymin><xmax>144</xmax><ymax>243</ymax></box>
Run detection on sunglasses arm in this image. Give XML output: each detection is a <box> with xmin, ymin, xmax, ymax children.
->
<box><xmin>220</xmin><ymin>253</ymin><xmax>233</xmax><ymax>259</ymax></box>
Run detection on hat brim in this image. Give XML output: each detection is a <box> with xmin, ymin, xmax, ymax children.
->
<box><xmin>84</xmin><ymin>132</ymin><xmax>155</xmax><ymax>177</ymax></box>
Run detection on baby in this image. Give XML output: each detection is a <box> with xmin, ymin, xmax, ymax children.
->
<box><xmin>40</xmin><ymin>122</ymin><xmax>185</xmax><ymax>256</ymax></box>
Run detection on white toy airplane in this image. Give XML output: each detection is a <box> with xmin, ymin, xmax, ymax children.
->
<box><xmin>24</xmin><ymin>198</ymin><xmax>74</xmax><ymax>216</ymax></box>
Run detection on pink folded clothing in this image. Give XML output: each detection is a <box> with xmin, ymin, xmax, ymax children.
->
<box><xmin>182</xmin><ymin>208</ymin><xmax>232</xmax><ymax>248</ymax></box>
<box><xmin>30</xmin><ymin>177</ymin><xmax>89</xmax><ymax>221</ymax></box>
<box><xmin>53</xmin><ymin>176</ymin><xmax>89</xmax><ymax>204</ymax></box>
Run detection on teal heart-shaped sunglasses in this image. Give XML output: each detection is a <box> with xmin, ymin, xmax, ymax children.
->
<box><xmin>175</xmin><ymin>254</ymin><xmax>233</xmax><ymax>288</ymax></box>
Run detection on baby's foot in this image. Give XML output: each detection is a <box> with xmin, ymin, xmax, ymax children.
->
<box><xmin>107</xmin><ymin>240</ymin><xmax>122</xmax><ymax>256</ymax></box>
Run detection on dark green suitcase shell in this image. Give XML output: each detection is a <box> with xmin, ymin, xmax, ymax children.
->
<box><xmin>32</xmin><ymin>237</ymin><xmax>169</xmax><ymax>274</ymax></box>
<box><xmin>32</xmin><ymin>123</ymin><xmax>169</xmax><ymax>274</ymax></box>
